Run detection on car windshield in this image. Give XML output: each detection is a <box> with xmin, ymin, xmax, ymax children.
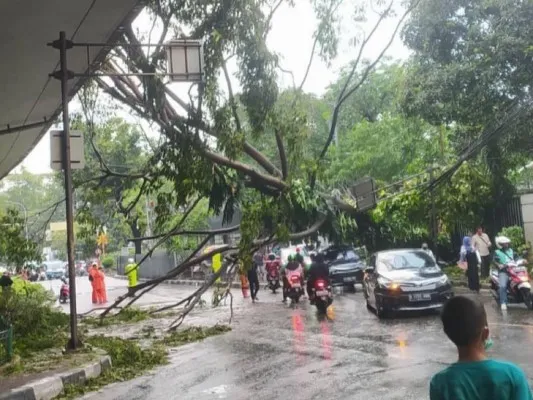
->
<box><xmin>334</xmin><ymin>249</ymin><xmax>360</xmax><ymax>261</ymax></box>
<box><xmin>379</xmin><ymin>251</ymin><xmax>436</xmax><ymax>270</ymax></box>
<box><xmin>44</xmin><ymin>262</ymin><xmax>64</xmax><ymax>271</ymax></box>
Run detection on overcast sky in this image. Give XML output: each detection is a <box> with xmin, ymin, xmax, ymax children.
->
<box><xmin>17</xmin><ymin>1</ymin><xmax>409</xmax><ymax>175</ymax></box>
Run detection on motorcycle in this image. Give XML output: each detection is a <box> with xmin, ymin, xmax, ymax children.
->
<box><xmin>266</xmin><ymin>269</ymin><xmax>281</xmax><ymax>293</ymax></box>
<box><xmin>286</xmin><ymin>270</ymin><xmax>304</xmax><ymax>304</ymax></box>
<box><xmin>265</xmin><ymin>258</ymin><xmax>281</xmax><ymax>293</ymax></box>
<box><xmin>311</xmin><ymin>278</ymin><xmax>333</xmax><ymax>314</ymax></box>
<box><xmin>490</xmin><ymin>258</ymin><xmax>533</xmax><ymax>309</ymax></box>
<box><xmin>59</xmin><ymin>278</ymin><xmax>69</xmax><ymax>303</ymax></box>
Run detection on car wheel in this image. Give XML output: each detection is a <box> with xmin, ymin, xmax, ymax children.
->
<box><xmin>375</xmin><ymin>298</ymin><xmax>388</xmax><ymax>319</ymax></box>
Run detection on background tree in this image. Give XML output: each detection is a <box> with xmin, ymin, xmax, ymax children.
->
<box><xmin>0</xmin><ymin>209</ymin><xmax>42</xmax><ymax>269</ymax></box>
<box><xmin>0</xmin><ymin>168</ymin><xmax>64</xmax><ymax>240</ymax></box>
<box><xmin>401</xmin><ymin>0</ymin><xmax>533</xmax><ymax>232</ymax></box>
<box><xmin>73</xmin><ymin>116</ymin><xmax>151</xmax><ymax>255</ymax></box>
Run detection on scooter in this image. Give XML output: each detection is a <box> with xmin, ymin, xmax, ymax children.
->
<box><xmin>265</xmin><ymin>256</ymin><xmax>281</xmax><ymax>293</ymax></box>
<box><xmin>311</xmin><ymin>278</ymin><xmax>333</xmax><ymax>314</ymax></box>
<box><xmin>490</xmin><ymin>258</ymin><xmax>533</xmax><ymax>309</ymax></box>
<box><xmin>59</xmin><ymin>277</ymin><xmax>69</xmax><ymax>303</ymax></box>
<box><xmin>266</xmin><ymin>269</ymin><xmax>281</xmax><ymax>293</ymax></box>
<box><xmin>286</xmin><ymin>270</ymin><xmax>304</xmax><ymax>304</ymax></box>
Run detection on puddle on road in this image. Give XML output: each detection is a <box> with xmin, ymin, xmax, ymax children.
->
<box><xmin>202</xmin><ymin>384</ymin><xmax>232</xmax><ymax>398</ymax></box>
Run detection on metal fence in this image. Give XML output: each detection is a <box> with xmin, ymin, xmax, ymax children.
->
<box><xmin>116</xmin><ymin>251</ymin><xmax>179</xmax><ymax>280</ymax></box>
<box><xmin>115</xmin><ymin>250</ymin><xmax>231</xmax><ymax>281</ymax></box>
<box><xmin>0</xmin><ymin>316</ymin><xmax>13</xmax><ymax>364</ymax></box>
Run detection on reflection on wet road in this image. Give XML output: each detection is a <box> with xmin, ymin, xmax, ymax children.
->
<box><xmin>82</xmin><ymin>287</ymin><xmax>533</xmax><ymax>400</ymax></box>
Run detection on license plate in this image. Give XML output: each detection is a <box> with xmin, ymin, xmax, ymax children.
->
<box><xmin>316</xmin><ymin>290</ymin><xmax>328</xmax><ymax>296</ymax></box>
<box><xmin>409</xmin><ymin>293</ymin><xmax>431</xmax><ymax>302</ymax></box>
<box><xmin>343</xmin><ymin>277</ymin><xmax>356</xmax><ymax>282</ymax></box>
<box><xmin>291</xmin><ymin>283</ymin><xmax>301</xmax><ymax>288</ymax></box>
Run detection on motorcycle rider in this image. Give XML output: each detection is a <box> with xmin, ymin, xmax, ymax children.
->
<box><xmin>265</xmin><ymin>253</ymin><xmax>280</xmax><ymax>279</ymax></box>
<box><xmin>306</xmin><ymin>253</ymin><xmax>330</xmax><ymax>304</ymax></box>
<box><xmin>494</xmin><ymin>236</ymin><xmax>515</xmax><ymax>311</ymax></box>
<box><xmin>421</xmin><ymin>242</ymin><xmax>435</xmax><ymax>260</ymax></box>
<box><xmin>282</xmin><ymin>254</ymin><xmax>304</xmax><ymax>303</ymax></box>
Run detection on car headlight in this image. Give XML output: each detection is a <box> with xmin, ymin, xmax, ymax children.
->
<box><xmin>437</xmin><ymin>275</ymin><xmax>449</xmax><ymax>286</ymax></box>
<box><xmin>377</xmin><ymin>276</ymin><xmax>400</xmax><ymax>290</ymax></box>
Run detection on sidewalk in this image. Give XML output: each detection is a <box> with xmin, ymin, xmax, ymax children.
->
<box><xmin>0</xmin><ymin>355</ymin><xmax>111</xmax><ymax>400</ymax></box>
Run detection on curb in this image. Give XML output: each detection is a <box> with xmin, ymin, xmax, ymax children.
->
<box><xmin>0</xmin><ymin>355</ymin><xmax>112</xmax><ymax>400</ymax></box>
<box><xmin>114</xmin><ymin>275</ymin><xmax>242</xmax><ymax>289</ymax></box>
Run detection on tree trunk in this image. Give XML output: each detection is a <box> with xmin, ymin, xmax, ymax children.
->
<box><xmin>129</xmin><ymin>221</ymin><xmax>143</xmax><ymax>255</ymax></box>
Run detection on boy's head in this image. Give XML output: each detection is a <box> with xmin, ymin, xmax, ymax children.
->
<box><xmin>441</xmin><ymin>296</ymin><xmax>489</xmax><ymax>348</ymax></box>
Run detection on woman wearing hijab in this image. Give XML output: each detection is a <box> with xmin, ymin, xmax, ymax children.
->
<box><xmin>460</xmin><ymin>236</ymin><xmax>480</xmax><ymax>292</ymax></box>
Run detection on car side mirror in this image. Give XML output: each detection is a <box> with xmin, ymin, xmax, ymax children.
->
<box><xmin>364</xmin><ymin>267</ymin><xmax>375</xmax><ymax>274</ymax></box>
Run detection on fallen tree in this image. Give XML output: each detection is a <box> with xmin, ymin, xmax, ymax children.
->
<box><xmin>73</xmin><ymin>0</ymin><xmax>422</xmax><ymax>322</ymax></box>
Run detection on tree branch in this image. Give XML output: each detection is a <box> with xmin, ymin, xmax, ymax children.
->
<box><xmin>275</xmin><ymin>129</ymin><xmax>288</xmax><ymax>179</ymax></box>
<box><xmin>222</xmin><ymin>60</ymin><xmax>243</xmax><ymax>133</ymax></box>
<box><xmin>318</xmin><ymin>0</ymin><xmax>394</xmax><ymax>161</ymax></box>
<box><xmin>263</xmin><ymin>0</ymin><xmax>285</xmax><ymax>40</ymax></box>
<box><xmin>298</xmin><ymin>34</ymin><xmax>320</xmax><ymax>92</ymax></box>
<box><xmin>130</xmin><ymin>224</ymin><xmax>240</xmax><ymax>243</ymax></box>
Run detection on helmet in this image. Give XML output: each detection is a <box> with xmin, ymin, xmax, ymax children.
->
<box><xmin>268</xmin><ymin>253</ymin><xmax>276</xmax><ymax>261</ymax></box>
<box><xmin>288</xmin><ymin>254</ymin><xmax>295</xmax><ymax>262</ymax></box>
<box><xmin>495</xmin><ymin>236</ymin><xmax>511</xmax><ymax>248</ymax></box>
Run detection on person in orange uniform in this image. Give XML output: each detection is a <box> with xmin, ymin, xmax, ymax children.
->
<box><xmin>97</xmin><ymin>266</ymin><xmax>107</xmax><ymax>303</ymax></box>
<box><xmin>88</xmin><ymin>262</ymin><xmax>99</xmax><ymax>304</ymax></box>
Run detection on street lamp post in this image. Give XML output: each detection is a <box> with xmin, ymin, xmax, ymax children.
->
<box><xmin>48</xmin><ymin>32</ymin><xmax>204</xmax><ymax>351</ymax></box>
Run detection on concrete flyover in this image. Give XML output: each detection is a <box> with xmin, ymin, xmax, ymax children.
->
<box><xmin>0</xmin><ymin>0</ymin><xmax>144</xmax><ymax>179</ymax></box>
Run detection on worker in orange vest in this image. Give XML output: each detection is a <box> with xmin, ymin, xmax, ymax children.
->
<box><xmin>88</xmin><ymin>262</ymin><xmax>99</xmax><ymax>304</ymax></box>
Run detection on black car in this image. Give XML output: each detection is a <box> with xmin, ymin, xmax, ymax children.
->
<box><xmin>321</xmin><ymin>245</ymin><xmax>365</xmax><ymax>290</ymax></box>
<box><xmin>363</xmin><ymin>249</ymin><xmax>453</xmax><ymax>318</ymax></box>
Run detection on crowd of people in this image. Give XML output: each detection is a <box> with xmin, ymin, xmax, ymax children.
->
<box><xmin>242</xmin><ymin>247</ymin><xmax>330</xmax><ymax>304</ymax></box>
<box><xmin>459</xmin><ymin>226</ymin><xmax>523</xmax><ymax>311</ymax></box>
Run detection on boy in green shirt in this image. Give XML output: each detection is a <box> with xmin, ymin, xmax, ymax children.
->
<box><xmin>430</xmin><ymin>296</ymin><xmax>532</xmax><ymax>400</ymax></box>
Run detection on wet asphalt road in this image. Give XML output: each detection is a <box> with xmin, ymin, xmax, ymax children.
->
<box><xmin>75</xmin><ymin>284</ymin><xmax>533</xmax><ymax>400</ymax></box>
<box><xmin>41</xmin><ymin>276</ymin><xmax>192</xmax><ymax>315</ymax></box>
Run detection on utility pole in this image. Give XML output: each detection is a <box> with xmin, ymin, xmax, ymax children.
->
<box><xmin>50</xmin><ymin>31</ymin><xmax>80</xmax><ymax>350</ymax></box>
<box><xmin>429</xmin><ymin>166</ymin><xmax>438</xmax><ymax>261</ymax></box>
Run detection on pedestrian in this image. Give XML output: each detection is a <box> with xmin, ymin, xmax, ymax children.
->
<box><xmin>421</xmin><ymin>242</ymin><xmax>435</xmax><ymax>260</ymax></box>
<box><xmin>0</xmin><ymin>271</ymin><xmax>13</xmax><ymax>289</ymax></box>
<box><xmin>471</xmin><ymin>226</ymin><xmax>492</xmax><ymax>278</ymax></box>
<box><xmin>247</xmin><ymin>260</ymin><xmax>260</xmax><ymax>302</ymax></box>
<box><xmin>461</xmin><ymin>236</ymin><xmax>480</xmax><ymax>293</ymax></box>
<box><xmin>88</xmin><ymin>262</ymin><xmax>99</xmax><ymax>304</ymax></box>
<box><xmin>97</xmin><ymin>266</ymin><xmax>107</xmax><ymax>303</ymax></box>
<box><xmin>253</xmin><ymin>250</ymin><xmax>264</xmax><ymax>281</ymax></box>
<box><xmin>430</xmin><ymin>296</ymin><xmax>532</xmax><ymax>400</ymax></box>
<box><xmin>124</xmin><ymin>258</ymin><xmax>138</xmax><ymax>290</ymax></box>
